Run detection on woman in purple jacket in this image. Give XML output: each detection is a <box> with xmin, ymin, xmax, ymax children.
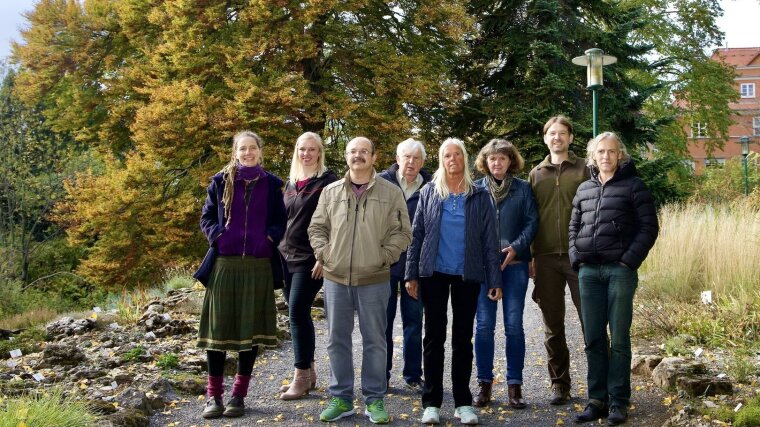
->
<box><xmin>277</xmin><ymin>132</ymin><xmax>337</xmax><ymax>400</ymax></box>
<box><xmin>197</xmin><ymin>131</ymin><xmax>286</xmax><ymax>419</ymax></box>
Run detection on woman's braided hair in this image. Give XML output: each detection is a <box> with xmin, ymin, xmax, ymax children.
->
<box><xmin>221</xmin><ymin>131</ymin><xmax>263</xmax><ymax>226</ymax></box>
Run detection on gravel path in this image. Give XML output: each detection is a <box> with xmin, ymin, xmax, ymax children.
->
<box><xmin>150</xmin><ymin>281</ymin><xmax>671</xmax><ymax>426</ymax></box>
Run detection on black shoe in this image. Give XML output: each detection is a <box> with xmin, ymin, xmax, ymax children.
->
<box><xmin>607</xmin><ymin>405</ymin><xmax>628</xmax><ymax>425</ymax></box>
<box><xmin>223</xmin><ymin>395</ymin><xmax>245</xmax><ymax>417</ymax></box>
<box><xmin>575</xmin><ymin>403</ymin><xmax>609</xmax><ymax>423</ymax></box>
<box><xmin>550</xmin><ymin>385</ymin><xmax>570</xmax><ymax>405</ymax></box>
<box><xmin>202</xmin><ymin>397</ymin><xmax>224</xmax><ymax>419</ymax></box>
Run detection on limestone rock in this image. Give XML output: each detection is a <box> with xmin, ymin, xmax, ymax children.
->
<box><xmin>676</xmin><ymin>375</ymin><xmax>733</xmax><ymax>397</ymax></box>
<box><xmin>38</xmin><ymin>343</ymin><xmax>86</xmax><ymax>368</ymax></box>
<box><xmin>631</xmin><ymin>354</ymin><xmax>663</xmax><ymax>376</ymax></box>
<box><xmin>45</xmin><ymin>317</ymin><xmax>96</xmax><ymax>340</ymax></box>
<box><xmin>651</xmin><ymin>357</ymin><xmax>706</xmax><ymax>389</ymax></box>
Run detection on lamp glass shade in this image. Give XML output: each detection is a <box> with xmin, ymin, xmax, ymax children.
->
<box><xmin>587</xmin><ymin>51</ymin><xmax>604</xmax><ymax>88</ymax></box>
<box><xmin>742</xmin><ymin>142</ymin><xmax>750</xmax><ymax>156</ymax></box>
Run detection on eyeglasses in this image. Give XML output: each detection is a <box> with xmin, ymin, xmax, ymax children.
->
<box><xmin>346</xmin><ymin>149</ymin><xmax>371</xmax><ymax>156</ymax></box>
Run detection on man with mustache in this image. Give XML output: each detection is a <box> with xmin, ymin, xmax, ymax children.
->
<box><xmin>309</xmin><ymin>137</ymin><xmax>412</xmax><ymax>424</ymax></box>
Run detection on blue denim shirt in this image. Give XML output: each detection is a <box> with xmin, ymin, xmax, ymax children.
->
<box><xmin>405</xmin><ymin>183</ymin><xmax>502</xmax><ymax>289</ymax></box>
<box><xmin>434</xmin><ymin>194</ymin><xmax>466</xmax><ymax>275</ymax></box>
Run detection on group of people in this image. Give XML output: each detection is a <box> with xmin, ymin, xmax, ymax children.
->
<box><xmin>193</xmin><ymin>115</ymin><xmax>659</xmax><ymax>426</ymax></box>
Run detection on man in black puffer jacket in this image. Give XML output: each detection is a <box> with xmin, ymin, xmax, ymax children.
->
<box><xmin>569</xmin><ymin>132</ymin><xmax>658</xmax><ymax>426</ymax></box>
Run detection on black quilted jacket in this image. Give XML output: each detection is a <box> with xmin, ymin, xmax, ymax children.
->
<box><xmin>568</xmin><ymin>160</ymin><xmax>659</xmax><ymax>271</ymax></box>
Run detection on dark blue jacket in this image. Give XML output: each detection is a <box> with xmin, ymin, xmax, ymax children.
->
<box><xmin>404</xmin><ymin>183</ymin><xmax>502</xmax><ymax>289</ymax></box>
<box><xmin>475</xmin><ymin>177</ymin><xmax>539</xmax><ymax>263</ymax></box>
<box><xmin>199</xmin><ymin>171</ymin><xmax>287</xmax><ymax>282</ymax></box>
<box><xmin>568</xmin><ymin>160</ymin><xmax>659</xmax><ymax>271</ymax></box>
<box><xmin>378</xmin><ymin>164</ymin><xmax>432</xmax><ymax>278</ymax></box>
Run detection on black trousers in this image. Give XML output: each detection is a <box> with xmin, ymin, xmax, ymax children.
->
<box><xmin>420</xmin><ymin>272</ymin><xmax>480</xmax><ymax>408</ymax></box>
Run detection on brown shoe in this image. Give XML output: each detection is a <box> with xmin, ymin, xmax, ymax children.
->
<box><xmin>508</xmin><ymin>384</ymin><xmax>527</xmax><ymax>409</ymax></box>
<box><xmin>473</xmin><ymin>381</ymin><xmax>492</xmax><ymax>407</ymax></box>
<box><xmin>550</xmin><ymin>385</ymin><xmax>570</xmax><ymax>405</ymax></box>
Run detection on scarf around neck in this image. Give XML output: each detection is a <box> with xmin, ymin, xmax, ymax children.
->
<box><xmin>235</xmin><ymin>164</ymin><xmax>265</xmax><ymax>181</ymax></box>
<box><xmin>486</xmin><ymin>174</ymin><xmax>512</xmax><ymax>205</ymax></box>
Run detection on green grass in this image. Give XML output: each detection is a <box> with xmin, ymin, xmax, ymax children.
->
<box><xmin>121</xmin><ymin>345</ymin><xmax>146</xmax><ymax>362</ymax></box>
<box><xmin>0</xmin><ymin>328</ymin><xmax>45</xmax><ymax>360</ymax></box>
<box><xmin>156</xmin><ymin>353</ymin><xmax>179</xmax><ymax>370</ymax></box>
<box><xmin>0</xmin><ymin>388</ymin><xmax>99</xmax><ymax>427</ymax></box>
<box><xmin>162</xmin><ymin>267</ymin><xmax>195</xmax><ymax>291</ymax></box>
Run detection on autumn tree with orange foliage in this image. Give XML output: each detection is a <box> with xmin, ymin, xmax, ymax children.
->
<box><xmin>12</xmin><ymin>0</ymin><xmax>471</xmax><ymax>288</ymax></box>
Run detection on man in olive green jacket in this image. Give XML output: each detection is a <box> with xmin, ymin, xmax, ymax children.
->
<box><xmin>528</xmin><ymin>116</ymin><xmax>590</xmax><ymax>406</ymax></box>
<box><xmin>308</xmin><ymin>136</ymin><xmax>412</xmax><ymax>423</ymax></box>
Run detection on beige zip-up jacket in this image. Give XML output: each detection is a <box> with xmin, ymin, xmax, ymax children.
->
<box><xmin>308</xmin><ymin>170</ymin><xmax>412</xmax><ymax>286</ymax></box>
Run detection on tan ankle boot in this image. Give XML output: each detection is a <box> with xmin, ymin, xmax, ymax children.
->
<box><xmin>279</xmin><ymin>368</ymin><xmax>311</xmax><ymax>400</ymax></box>
<box><xmin>279</xmin><ymin>362</ymin><xmax>317</xmax><ymax>392</ymax></box>
<box><xmin>309</xmin><ymin>361</ymin><xmax>317</xmax><ymax>390</ymax></box>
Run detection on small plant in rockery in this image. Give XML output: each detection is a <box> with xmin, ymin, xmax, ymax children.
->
<box><xmin>112</xmin><ymin>288</ymin><xmax>153</xmax><ymax>324</ymax></box>
<box><xmin>0</xmin><ymin>388</ymin><xmax>100</xmax><ymax>426</ymax></box>
<box><xmin>664</xmin><ymin>334</ymin><xmax>694</xmax><ymax>357</ymax></box>
<box><xmin>726</xmin><ymin>349</ymin><xmax>758</xmax><ymax>384</ymax></box>
<box><xmin>121</xmin><ymin>345</ymin><xmax>146</xmax><ymax>363</ymax></box>
<box><xmin>162</xmin><ymin>267</ymin><xmax>195</xmax><ymax>291</ymax></box>
<box><xmin>0</xmin><ymin>328</ymin><xmax>45</xmax><ymax>359</ymax></box>
<box><xmin>735</xmin><ymin>395</ymin><xmax>760</xmax><ymax>427</ymax></box>
<box><xmin>156</xmin><ymin>353</ymin><xmax>179</xmax><ymax>370</ymax></box>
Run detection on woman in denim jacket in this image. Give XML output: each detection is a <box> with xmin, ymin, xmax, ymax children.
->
<box><xmin>471</xmin><ymin>139</ymin><xmax>538</xmax><ymax>409</ymax></box>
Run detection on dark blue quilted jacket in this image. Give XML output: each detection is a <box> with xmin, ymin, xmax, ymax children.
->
<box><xmin>404</xmin><ymin>183</ymin><xmax>502</xmax><ymax>288</ymax></box>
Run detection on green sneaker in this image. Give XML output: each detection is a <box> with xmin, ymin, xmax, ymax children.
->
<box><xmin>320</xmin><ymin>397</ymin><xmax>354</xmax><ymax>422</ymax></box>
<box><xmin>365</xmin><ymin>399</ymin><xmax>389</xmax><ymax>424</ymax></box>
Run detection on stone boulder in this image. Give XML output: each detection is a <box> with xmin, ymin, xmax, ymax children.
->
<box><xmin>652</xmin><ymin>357</ymin><xmax>707</xmax><ymax>389</ymax></box>
<box><xmin>631</xmin><ymin>354</ymin><xmax>663</xmax><ymax>376</ymax></box>
<box><xmin>37</xmin><ymin>343</ymin><xmax>86</xmax><ymax>368</ymax></box>
<box><xmin>45</xmin><ymin>317</ymin><xmax>96</xmax><ymax>340</ymax></box>
<box><xmin>116</xmin><ymin>388</ymin><xmax>153</xmax><ymax>415</ymax></box>
<box><xmin>676</xmin><ymin>375</ymin><xmax>733</xmax><ymax>397</ymax></box>
<box><xmin>105</xmin><ymin>408</ymin><xmax>149</xmax><ymax>427</ymax></box>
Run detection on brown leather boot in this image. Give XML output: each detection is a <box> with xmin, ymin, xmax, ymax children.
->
<box><xmin>473</xmin><ymin>381</ymin><xmax>492</xmax><ymax>407</ymax></box>
<box><xmin>508</xmin><ymin>384</ymin><xmax>527</xmax><ymax>409</ymax></box>
<box><xmin>280</xmin><ymin>368</ymin><xmax>311</xmax><ymax>400</ymax></box>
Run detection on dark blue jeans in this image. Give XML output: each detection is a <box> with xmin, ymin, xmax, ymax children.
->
<box><xmin>385</xmin><ymin>275</ymin><xmax>423</xmax><ymax>384</ymax></box>
<box><xmin>475</xmin><ymin>262</ymin><xmax>529</xmax><ymax>385</ymax></box>
<box><xmin>283</xmin><ymin>272</ymin><xmax>323</xmax><ymax>369</ymax></box>
<box><xmin>579</xmin><ymin>263</ymin><xmax>638</xmax><ymax>409</ymax></box>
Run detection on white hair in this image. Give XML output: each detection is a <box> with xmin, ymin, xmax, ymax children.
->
<box><xmin>396</xmin><ymin>138</ymin><xmax>427</xmax><ymax>161</ymax></box>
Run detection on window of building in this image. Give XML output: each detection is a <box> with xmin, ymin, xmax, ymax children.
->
<box><xmin>691</xmin><ymin>122</ymin><xmax>707</xmax><ymax>138</ymax></box>
<box><xmin>741</xmin><ymin>83</ymin><xmax>756</xmax><ymax>98</ymax></box>
<box><xmin>754</xmin><ymin>117</ymin><xmax>760</xmax><ymax>136</ymax></box>
<box><xmin>705</xmin><ymin>158</ymin><xmax>725</xmax><ymax>168</ymax></box>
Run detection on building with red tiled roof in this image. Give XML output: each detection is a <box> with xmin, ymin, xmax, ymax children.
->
<box><xmin>687</xmin><ymin>47</ymin><xmax>760</xmax><ymax>173</ymax></box>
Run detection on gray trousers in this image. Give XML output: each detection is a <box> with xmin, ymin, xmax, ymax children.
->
<box><xmin>323</xmin><ymin>279</ymin><xmax>390</xmax><ymax>403</ymax></box>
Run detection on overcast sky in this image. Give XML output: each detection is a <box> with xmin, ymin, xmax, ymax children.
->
<box><xmin>1</xmin><ymin>0</ymin><xmax>759</xmax><ymax>61</ymax></box>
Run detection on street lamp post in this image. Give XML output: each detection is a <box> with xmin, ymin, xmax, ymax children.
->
<box><xmin>572</xmin><ymin>48</ymin><xmax>617</xmax><ymax>138</ymax></box>
<box><xmin>739</xmin><ymin>136</ymin><xmax>750</xmax><ymax>196</ymax></box>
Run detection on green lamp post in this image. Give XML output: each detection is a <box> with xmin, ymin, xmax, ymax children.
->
<box><xmin>572</xmin><ymin>48</ymin><xmax>617</xmax><ymax>138</ymax></box>
<box><xmin>739</xmin><ymin>136</ymin><xmax>751</xmax><ymax>196</ymax></box>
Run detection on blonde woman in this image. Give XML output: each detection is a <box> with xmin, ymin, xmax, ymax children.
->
<box><xmin>277</xmin><ymin>132</ymin><xmax>338</xmax><ymax>400</ymax></box>
<box><xmin>405</xmin><ymin>138</ymin><xmax>502</xmax><ymax>425</ymax></box>
<box><xmin>196</xmin><ymin>131</ymin><xmax>286</xmax><ymax>419</ymax></box>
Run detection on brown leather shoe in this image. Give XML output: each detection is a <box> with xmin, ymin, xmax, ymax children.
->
<box><xmin>508</xmin><ymin>384</ymin><xmax>527</xmax><ymax>409</ymax></box>
<box><xmin>550</xmin><ymin>385</ymin><xmax>570</xmax><ymax>405</ymax></box>
<box><xmin>473</xmin><ymin>381</ymin><xmax>492</xmax><ymax>407</ymax></box>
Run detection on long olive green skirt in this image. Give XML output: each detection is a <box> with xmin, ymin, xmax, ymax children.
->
<box><xmin>197</xmin><ymin>256</ymin><xmax>278</xmax><ymax>351</ymax></box>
